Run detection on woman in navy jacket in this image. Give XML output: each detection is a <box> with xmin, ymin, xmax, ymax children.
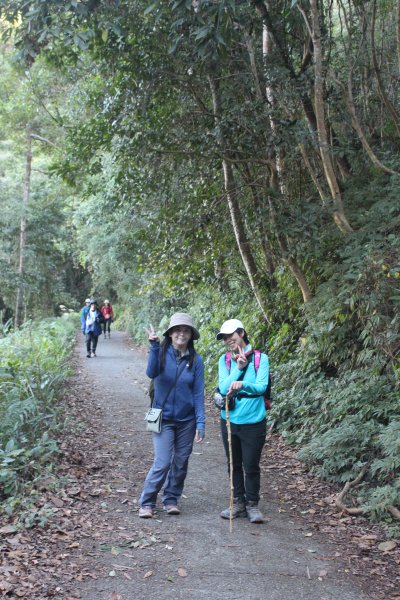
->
<box><xmin>82</xmin><ymin>299</ymin><xmax>103</xmax><ymax>358</ymax></box>
<box><xmin>138</xmin><ymin>313</ymin><xmax>205</xmax><ymax>518</ymax></box>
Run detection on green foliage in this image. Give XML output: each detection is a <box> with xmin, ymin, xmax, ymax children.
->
<box><xmin>0</xmin><ymin>316</ymin><xmax>77</xmax><ymax>517</ymax></box>
<box><xmin>0</xmin><ymin>0</ymin><xmax>399</xmax><ymax>527</ymax></box>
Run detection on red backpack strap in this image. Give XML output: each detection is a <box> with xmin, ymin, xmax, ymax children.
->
<box><xmin>225</xmin><ymin>352</ymin><xmax>231</xmax><ymax>373</ymax></box>
<box><xmin>254</xmin><ymin>350</ymin><xmax>261</xmax><ymax>373</ymax></box>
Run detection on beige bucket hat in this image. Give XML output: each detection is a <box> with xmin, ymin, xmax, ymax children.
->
<box><xmin>163</xmin><ymin>312</ymin><xmax>200</xmax><ymax>340</ymax></box>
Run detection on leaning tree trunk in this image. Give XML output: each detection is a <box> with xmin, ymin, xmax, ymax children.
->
<box><xmin>15</xmin><ymin>131</ymin><xmax>32</xmax><ymax>328</ymax></box>
<box><xmin>208</xmin><ymin>73</ymin><xmax>269</xmax><ymax>320</ymax></box>
<box><xmin>308</xmin><ymin>0</ymin><xmax>353</xmax><ymax>234</ymax></box>
<box><xmin>262</xmin><ymin>19</ymin><xmax>313</xmax><ymax>304</ymax></box>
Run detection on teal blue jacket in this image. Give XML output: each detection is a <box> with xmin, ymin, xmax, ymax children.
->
<box><xmin>218</xmin><ymin>345</ymin><xmax>269</xmax><ymax>425</ymax></box>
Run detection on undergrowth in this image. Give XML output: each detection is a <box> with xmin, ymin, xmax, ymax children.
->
<box><xmin>0</xmin><ymin>315</ymin><xmax>78</xmax><ymax>525</ymax></box>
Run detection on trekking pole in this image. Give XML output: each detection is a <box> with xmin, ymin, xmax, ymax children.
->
<box><xmin>225</xmin><ymin>393</ymin><xmax>234</xmax><ymax>532</ymax></box>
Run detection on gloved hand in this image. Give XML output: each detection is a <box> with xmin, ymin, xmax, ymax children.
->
<box><xmin>213</xmin><ymin>390</ymin><xmax>225</xmax><ymax>409</ymax></box>
<box><xmin>213</xmin><ymin>389</ymin><xmax>235</xmax><ymax>411</ymax></box>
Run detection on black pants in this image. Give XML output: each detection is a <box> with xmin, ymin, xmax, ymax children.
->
<box><xmin>103</xmin><ymin>318</ymin><xmax>111</xmax><ymax>334</ymax></box>
<box><xmin>220</xmin><ymin>418</ymin><xmax>266</xmax><ymax>503</ymax></box>
<box><xmin>86</xmin><ymin>332</ymin><xmax>99</xmax><ymax>353</ymax></box>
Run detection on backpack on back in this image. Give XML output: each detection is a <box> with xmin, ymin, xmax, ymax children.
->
<box><xmin>224</xmin><ymin>350</ymin><xmax>272</xmax><ymax>410</ymax></box>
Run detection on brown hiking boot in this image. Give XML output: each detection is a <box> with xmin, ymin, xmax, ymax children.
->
<box><xmin>220</xmin><ymin>498</ymin><xmax>247</xmax><ymax>519</ymax></box>
<box><xmin>246</xmin><ymin>501</ymin><xmax>264</xmax><ymax>523</ymax></box>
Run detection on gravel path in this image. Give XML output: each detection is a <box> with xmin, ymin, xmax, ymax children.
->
<box><xmin>69</xmin><ymin>330</ymin><xmax>369</xmax><ymax>600</ymax></box>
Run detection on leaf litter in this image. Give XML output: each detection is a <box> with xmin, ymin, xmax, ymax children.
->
<box><xmin>1</xmin><ymin>350</ymin><xmax>398</xmax><ymax>599</ymax></box>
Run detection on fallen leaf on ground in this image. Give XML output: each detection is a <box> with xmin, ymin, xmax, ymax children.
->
<box><xmin>377</xmin><ymin>541</ymin><xmax>397</xmax><ymax>552</ymax></box>
<box><xmin>144</xmin><ymin>570</ymin><xmax>153</xmax><ymax>579</ymax></box>
<box><xmin>109</xmin><ymin>593</ymin><xmax>120</xmax><ymax>600</ymax></box>
<box><xmin>318</xmin><ymin>570</ymin><xmax>327</xmax><ymax>578</ymax></box>
<box><xmin>0</xmin><ymin>525</ymin><xmax>18</xmax><ymax>534</ymax></box>
<box><xmin>108</xmin><ymin>570</ymin><xmax>116</xmax><ymax>577</ymax></box>
<box><xmin>178</xmin><ymin>568</ymin><xmax>187</xmax><ymax>577</ymax></box>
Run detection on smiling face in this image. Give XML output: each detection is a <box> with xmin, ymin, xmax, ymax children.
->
<box><xmin>169</xmin><ymin>325</ymin><xmax>193</xmax><ymax>351</ymax></box>
<box><xmin>222</xmin><ymin>329</ymin><xmax>246</xmax><ymax>352</ymax></box>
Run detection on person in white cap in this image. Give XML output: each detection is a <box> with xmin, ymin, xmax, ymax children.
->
<box><xmin>138</xmin><ymin>312</ymin><xmax>205</xmax><ymax>518</ymax></box>
<box><xmin>216</xmin><ymin>318</ymin><xmax>269</xmax><ymax>523</ymax></box>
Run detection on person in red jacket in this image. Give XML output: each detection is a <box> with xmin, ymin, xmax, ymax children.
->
<box><xmin>101</xmin><ymin>300</ymin><xmax>114</xmax><ymax>338</ymax></box>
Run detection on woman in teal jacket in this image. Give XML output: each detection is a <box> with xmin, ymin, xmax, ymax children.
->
<box><xmin>216</xmin><ymin>318</ymin><xmax>269</xmax><ymax>523</ymax></box>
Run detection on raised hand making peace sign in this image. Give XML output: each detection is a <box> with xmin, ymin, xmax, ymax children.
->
<box><xmin>236</xmin><ymin>345</ymin><xmax>249</xmax><ymax>370</ymax></box>
<box><xmin>145</xmin><ymin>324</ymin><xmax>160</xmax><ymax>342</ymax></box>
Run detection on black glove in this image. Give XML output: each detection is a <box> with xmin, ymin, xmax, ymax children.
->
<box><xmin>213</xmin><ymin>389</ymin><xmax>235</xmax><ymax>411</ymax></box>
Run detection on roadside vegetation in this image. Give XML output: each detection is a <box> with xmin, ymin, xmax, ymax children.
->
<box><xmin>0</xmin><ymin>1</ymin><xmax>398</xmax><ymax>531</ymax></box>
<box><xmin>0</xmin><ymin>316</ymin><xmax>77</xmax><ymax>526</ymax></box>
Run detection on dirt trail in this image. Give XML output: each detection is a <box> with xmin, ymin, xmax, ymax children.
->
<box><xmin>56</xmin><ymin>330</ymin><xmax>374</xmax><ymax>600</ymax></box>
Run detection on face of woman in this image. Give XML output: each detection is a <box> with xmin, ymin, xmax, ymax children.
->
<box><xmin>169</xmin><ymin>325</ymin><xmax>193</xmax><ymax>350</ymax></box>
<box><xmin>222</xmin><ymin>330</ymin><xmax>246</xmax><ymax>352</ymax></box>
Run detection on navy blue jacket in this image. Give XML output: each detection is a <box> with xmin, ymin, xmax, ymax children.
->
<box><xmin>146</xmin><ymin>341</ymin><xmax>205</xmax><ymax>433</ymax></box>
<box><xmin>82</xmin><ymin>309</ymin><xmax>103</xmax><ymax>336</ymax></box>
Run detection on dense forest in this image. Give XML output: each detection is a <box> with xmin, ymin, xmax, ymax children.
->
<box><xmin>0</xmin><ymin>1</ymin><xmax>399</xmax><ymax>530</ymax></box>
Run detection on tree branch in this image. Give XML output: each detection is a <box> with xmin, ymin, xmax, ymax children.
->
<box><xmin>334</xmin><ymin>465</ymin><xmax>368</xmax><ymax>515</ymax></box>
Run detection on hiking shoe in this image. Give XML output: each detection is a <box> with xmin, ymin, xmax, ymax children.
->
<box><xmin>164</xmin><ymin>504</ymin><xmax>181</xmax><ymax>515</ymax></box>
<box><xmin>220</xmin><ymin>498</ymin><xmax>246</xmax><ymax>519</ymax></box>
<box><xmin>246</xmin><ymin>502</ymin><xmax>264</xmax><ymax>523</ymax></box>
<box><xmin>91</xmin><ymin>352</ymin><xmax>96</xmax><ymax>357</ymax></box>
<box><xmin>138</xmin><ymin>506</ymin><xmax>153</xmax><ymax>518</ymax></box>
<box><xmin>86</xmin><ymin>353</ymin><xmax>91</xmax><ymax>358</ymax></box>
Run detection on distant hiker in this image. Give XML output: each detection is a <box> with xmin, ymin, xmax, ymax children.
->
<box><xmin>80</xmin><ymin>298</ymin><xmax>91</xmax><ymax>334</ymax></box>
<box><xmin>82</xmin><ymin>299</ymin><xmax>104</xmax><ymax>358</ymax></box>
<box><xmin>101</xmin><ymin>299</ymin><xmax>114</xmax><ymax>338</ymax></box>
<box><xmin>215</xmin><ymin>319</ymin><xmax>269</xmax><ymax>523</ymax></box>
<box><xmin>138</xmin><ymin>312</ymin><xmax>205</xmax><ymax>518</ymax></box>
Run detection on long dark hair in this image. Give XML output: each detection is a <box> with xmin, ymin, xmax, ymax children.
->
<box><xmin>237</xmin><ymin>328</ymin><xmax>250</xmax><ymax>345</ymax></box>
<box><xmin>160</xmin><ymin>335</ymin><xmax>196</xmax><ymax>371</ymax></box>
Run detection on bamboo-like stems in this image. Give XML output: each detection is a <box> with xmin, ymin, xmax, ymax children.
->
<box><xmin>225</xmin><ymin>395</ymin><xmax>234</xmax><ymax>532</ymax></box>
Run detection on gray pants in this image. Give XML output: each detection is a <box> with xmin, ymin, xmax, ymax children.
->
<box><xmin>139</xmin><ymin>418</ymin><xmax>196</xmax><ymax>508</ymax></box>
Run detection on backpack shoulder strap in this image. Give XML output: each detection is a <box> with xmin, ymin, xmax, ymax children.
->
<box><xmin>225</xmin><ymin>352</ymin><xmax>231</xmax><ymax>373</ymax></box>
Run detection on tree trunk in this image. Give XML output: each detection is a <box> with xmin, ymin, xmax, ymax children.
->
<box><xmin>208</xmin><ymin>73</ymin><xmax>269</xmax><ymax>320</ymax></box>
<box><xmin>308</xmin><ymin>0</ymin><xmax>353</xmax><ymax>234</ymax></box>
<box><xmin>371</xmin><ymin>0</ymin><xmax>400</xmax><ymax>137</ymax></box>
<box><xmin>251</xmin><ymin>0</ymin><xmax>353</xmax><ymax>188</ymax></box>
<box><xmin>238</xmin><ymin>163</ymin><xmax>276</xmax><ymax>276</ymax></box>
<box><xmin>262</xmin><ymin>17</ymin><xmax>313</xmax><ymax>303</ymax></box>
<box><xmin>397</xmin><ymin>0</ymin><xmax>400</xmax><ymax>73</ymax></box>
<box><xmin>337</xmin><ymin>74</ymin><xmax>399</xmax><ymax>176</ymax></box>
<box><xmin>15</xmin><ymin>131</ymin><xmax>32</xmax><ymax>328</ymax></box>
<box><xmin>268</xmin><ymin>195</ymin><xmax>313</xmax><ymax>304</ymax></box>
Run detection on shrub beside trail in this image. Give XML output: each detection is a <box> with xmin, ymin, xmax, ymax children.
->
<box><xmin>0</xmin><ymin>316</ymin><xmax>77</xmax><ymax>525</ymax></box>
